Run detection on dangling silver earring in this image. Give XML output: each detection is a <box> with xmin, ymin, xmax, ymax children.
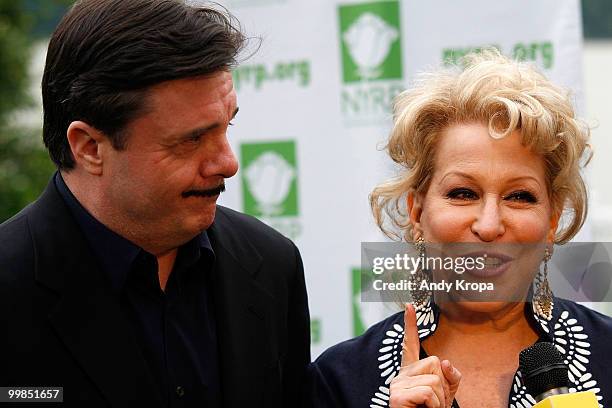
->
<box><xmin>534</xmin><ymin>246</ymin><xmax>554</xmax><ymax>321</ymax></box>
<box><xmin>411</xmin><ymin>236</ymin><xmax>432</xmax><ymax>310</ymax></box>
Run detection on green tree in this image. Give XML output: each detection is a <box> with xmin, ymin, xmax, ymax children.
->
<box><xmin>0</xmin><ymin>0</ymin><xmax>72</xmax><ymax>222</ymax></box>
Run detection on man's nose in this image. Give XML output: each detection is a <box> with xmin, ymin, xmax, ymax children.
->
<box><xmin>201</xmin><ymin>134</ymin><xmax>239</xmax><ymax>179</ymax></box>
<box><xmin>470</xmin><ymin>195</ymin><xmax>505</xmax><ymax>242</ymax></box>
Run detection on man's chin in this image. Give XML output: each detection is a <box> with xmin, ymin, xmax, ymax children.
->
<box><xmin>188</xmin><ymin>206</ymin><xmax>217</xmax><ymax>232</ymax></box>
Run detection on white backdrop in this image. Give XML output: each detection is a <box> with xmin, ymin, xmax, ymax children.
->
<box><xmin>213</xmin><ymin>0</ymin><xmax>584</xmax><ymax>357</ymax></box>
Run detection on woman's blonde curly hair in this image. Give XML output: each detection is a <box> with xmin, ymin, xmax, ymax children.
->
<box><xmin>370</xmin><ymin>50</ymin><xmax>591</xmax><ymax>244</ymax></box>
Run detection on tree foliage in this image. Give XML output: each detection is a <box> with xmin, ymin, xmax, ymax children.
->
<box><xmin>0</xmin><ymin>0</ymin><xmax>72</xmax><ymax>222</ymax></box>
<box><xmin>0</xmin><ymin>2</ymin><xmax>31</xmax><ymax>123</ymax></box>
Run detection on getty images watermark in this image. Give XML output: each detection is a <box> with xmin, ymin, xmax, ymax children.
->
<box><xmin>372</xmin><ymin>252</ymin><xmax>493</xmax><ymax>293</ymax></box>
<box><xmin>361</xmin><ymin>242</ymin><xmax>612</xmax><ymax>303</ymax></box>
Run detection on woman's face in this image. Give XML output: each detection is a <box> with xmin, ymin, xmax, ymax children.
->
<box><xmin>409</xmin><ymin>122</ymin><xmax>559</xmax><ymax>309</ymax></box>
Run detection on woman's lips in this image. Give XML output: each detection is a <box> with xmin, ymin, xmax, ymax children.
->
<box><xmin>461</xmin><ymin>251</ymin><xmax>514</xmax><ymax>278</ymax></box>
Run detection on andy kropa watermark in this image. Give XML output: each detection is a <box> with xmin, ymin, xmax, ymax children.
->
<box><xmin>372</xmin><ymin>252</ymin><xmax>492</xmax><ymax>293</ymax></box>
<box><xmin>360</xmin><ymin>242</ymin><xmax>612</xmax><ymax>303</ymax></box>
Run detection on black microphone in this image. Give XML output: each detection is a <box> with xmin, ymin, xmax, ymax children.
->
<box><xmin>519</xmin><ymin>342</ymin><xmax>598</xmax><ymax>407</ymax></box>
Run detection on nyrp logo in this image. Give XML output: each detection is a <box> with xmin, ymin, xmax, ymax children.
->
<box><xmin>241</xmin><ymin>141</ymin><xmax>297</xmax><ymax>217</ymax></box>
<box><xmin>337</xmin><ymin>1</ymin><xmax>405</xmax><ymax>125</ymax></box>
<box><xmin>240</xmin><ymin>140</ymin><xmax>302</xmax><ymax>239</ymax></box>
<box><xmin>339</xmin><ymin>1</ymin><xmax>402</xmax><ymax>82</ymax></box>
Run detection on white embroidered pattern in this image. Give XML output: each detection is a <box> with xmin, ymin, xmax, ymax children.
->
<box><xmin>370</xmin><ymin>303</ymin><xmax>603</xmax><ymax>408</ymax></box>
<box><xmin>509</xmin><ymin>371</ymin><xmax>537</xmax><ymax>408</ymax></box>
<box><xmin>553</xmin><ymin>310</ymin><xmax>602</xmax><ymax>407</ymax></box>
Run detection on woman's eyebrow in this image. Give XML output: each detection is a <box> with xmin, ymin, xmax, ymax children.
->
<box><xmin>439</xmin><ymin>171</ymin><xmax>477</xmax><ymax>184</ymax></box>
<box><xmin>439</xmin><ymin>172</ymin><xmax>542</xmax><ymax>187</ymax></box>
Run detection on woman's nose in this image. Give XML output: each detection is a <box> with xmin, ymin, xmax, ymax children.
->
<box><xmin>470</xmin><ymin>194</ymin><xmax>505</xmax><ymax>241</ymax></box>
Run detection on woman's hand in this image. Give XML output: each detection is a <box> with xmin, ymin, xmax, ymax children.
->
<box><xmin>389</xmin><ymin>304</ymin><xmax>462</xmax><ymax>408</ymax></box>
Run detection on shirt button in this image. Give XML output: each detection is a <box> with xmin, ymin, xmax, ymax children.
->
<box><xmin>175</xmin><ymin>386</ymin><xmax>185</xmax><ymax>398</ymax></box>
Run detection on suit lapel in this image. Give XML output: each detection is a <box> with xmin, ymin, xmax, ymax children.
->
<box><xmin>29</xmin><ymin>179</ymin><xmax>162</xmax><ymax>408</ymax></box>
<box><xmin>208</xmin><ymin>208</ymin><xmax>278</xmax><ymax>407</ymax></box>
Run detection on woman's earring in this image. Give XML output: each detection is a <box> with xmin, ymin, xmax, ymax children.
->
<box><xmin>411</xmin><ymin>236</ymin><xmax>432</xmax><ymax>310</ymax></box>
<box><xmin>534</xmin><ymin>246</ymin><xmax>554</xmax><ymax>321</ymax></box>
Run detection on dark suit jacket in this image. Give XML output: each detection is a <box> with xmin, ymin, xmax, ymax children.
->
<box><xmin>0</xmin><ymin>179</ymin><xmax>310</xmax><ymax>407</ymax></box>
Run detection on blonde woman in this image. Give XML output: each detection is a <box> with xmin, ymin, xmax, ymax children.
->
<box><xmin>308</xmin><ymin>51</ymin><xmax>612</xmax><ymax>408</ymax></box>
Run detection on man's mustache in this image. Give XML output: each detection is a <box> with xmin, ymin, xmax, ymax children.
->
<box><xmin>182</xmin><ymin>183</ymin><xmax>226</xmax><ymax>198</ymax></box>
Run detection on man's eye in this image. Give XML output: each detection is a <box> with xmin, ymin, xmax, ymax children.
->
<box><xmin>184</xmin><ymin>135</ymin><xmax>201</xmax><ymax>144</ymax></box>
<box><xmin>446</xmin><ymin>188</ymin><xmax>478</xmax><ymax>200</ymax></box>
<box><xmin>504</xmin><ymin>191</ymin><xmax>537</xmax><ymax>203</ymax></box>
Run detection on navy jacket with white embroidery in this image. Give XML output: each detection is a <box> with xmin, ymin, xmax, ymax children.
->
<box><xmin>308</xmin><ymin>298</ymin><xmax>612</xmax><ymax>408</ymax></box>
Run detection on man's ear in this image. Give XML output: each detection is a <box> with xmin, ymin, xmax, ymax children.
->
<box><xmin>407</xmin><ymin>191</ymin><xmax>423</xmax><ymax>238</ymax></box>
<box><xmin>66</xmin><ymin>121</ymin><xmax>106</xmax><ymax>176</ymax></box>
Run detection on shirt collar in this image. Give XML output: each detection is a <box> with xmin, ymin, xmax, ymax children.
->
<box><xmin>54</xmin><ymin>171</ymin><xmax>214</xmax><ymax>293</ymax></box>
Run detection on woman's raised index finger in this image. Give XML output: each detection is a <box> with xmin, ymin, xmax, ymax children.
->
<box><xmin>400</xmin><ymin>303</ymin><xmax>421</xmax><ymax>367</ymax></box>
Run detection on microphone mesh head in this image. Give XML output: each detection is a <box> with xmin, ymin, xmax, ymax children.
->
<box><xmin>519</xmin><ymin>342</ymin><xmax>569</xmax><ymax>398</ymax></box>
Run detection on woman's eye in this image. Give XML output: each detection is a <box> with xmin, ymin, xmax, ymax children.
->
<box><xmin>505</xmin><ymin>191</ymin><xmax>537</xmax><ymax>203</ymax></box>
<box><xmin>446</xmin><ymin>188</ymin><xmax>478</xmax><ymax>200</ymax></box>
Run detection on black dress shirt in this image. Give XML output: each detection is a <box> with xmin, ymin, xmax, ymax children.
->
<box><xmin>55</xmin><ymin>172</ymin><xmax>220</xmax><ymax>407</ymax></box>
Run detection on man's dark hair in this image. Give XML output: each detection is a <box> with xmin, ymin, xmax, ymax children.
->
<box><xmin>42</xmin><ymin>0</ymin><xmax>245</xmax><ymax>170</ymax></box>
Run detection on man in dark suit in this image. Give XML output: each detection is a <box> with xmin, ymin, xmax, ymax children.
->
<box><xmin>0</xmin><ymin>0</ymin><xmax>310</xmax><ymax>407</ymax></box>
